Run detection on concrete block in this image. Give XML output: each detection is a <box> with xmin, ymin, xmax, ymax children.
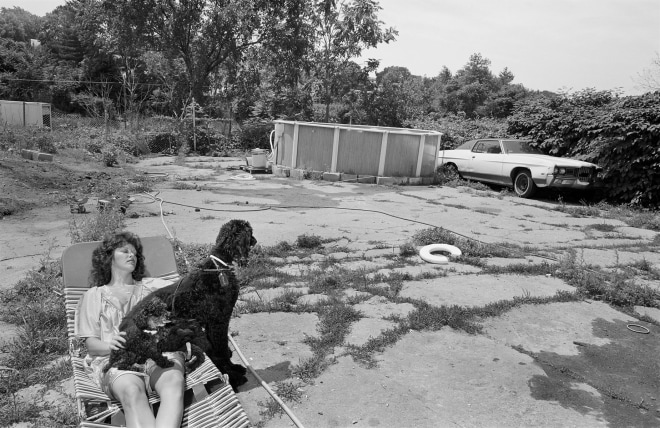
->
<box><xmin>21</xmin><ymin>149</ymin><xmax>36</xmax><ymax>160</ymax></box>
<box><xmin>35</xmin><ymin>153</ymin><xmax>54</xmax><ymax>162</ymax></box>
<box><xmin>357</xmin><ymin>175</ymin><xmax>377</xmax><ymax>184</ymax></box>
<box><xmin>309</xmin><ymin>170</ymin><xmax>324</xmax><ymax>180</ymax></box>
<box><xmin>289</xmin><ymin>168</ymin><xmax>306</xmax><ymax>180</ymax></box>
<box><xmin>421</xmin><ymin>177</ymin><xmax>436</xmax><ymax>185</ymax></box>
<box><xmin>271</xmin><ymin>165</ymin><xmax>284</xmax><ymax>176</ymax></box>
<box><xmin>323</xmin><ymin>172</ymin><xmax>341</xmax><ymax>182</ymax></box>
<box><xmin>408</xmin><ymin>177</ymin><xmax>423</xmax><ymax>185</ymax></box>
<box><xmin>377</xmin><ymin>176</ymin><xmax>396</xmax><ymax>186</ymax></box>
<box><xmin>341</xmin><ymin>174</ymin><xmax>358</xmax><ymax>182</ymax></box>
<box><xmin>392</xmin><ymin>177</ymin><xmax>409</xmax><ymax>185</ymax></box>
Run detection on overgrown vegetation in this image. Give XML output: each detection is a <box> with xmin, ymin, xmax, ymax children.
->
<box><xmin>0</xmin><ymin>254</ymin><xmax>74</xmax><ymax>427</ymax></box>
<box><xmin>508</xmin><ymin>90</ymin><xmax>660</xmax><ymax>208</ymax></box>
<box><xmin>2</xmin><ymin>207</ymin><xmax>659</xmax><ymax>427</ymax></box>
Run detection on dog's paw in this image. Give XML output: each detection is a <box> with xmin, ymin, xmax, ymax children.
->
<box><xmin>227</xmin><ymin>369</ymin><xmax>248</xmax><ymax>391</ymax></box>
<box><xmin>229</xmin><ymin>362</ymin><xmax>247</xmax><ymax>375</ymax></box>
<box><xmin>154</xmin><ymin>355</ymin><xmax>175</xmax><ymax>369</ymax></box>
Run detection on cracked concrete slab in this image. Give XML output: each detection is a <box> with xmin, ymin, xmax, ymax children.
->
<box><xmin>399</xmin><ymin>275</ymin><xmax>575</xmax><ymax>307</ymax></box>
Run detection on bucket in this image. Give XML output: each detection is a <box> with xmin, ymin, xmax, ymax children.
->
<box><xmin>251</xmin><ymin>149</ymin><xmax>267</xmax><ymax>168</ymax></box>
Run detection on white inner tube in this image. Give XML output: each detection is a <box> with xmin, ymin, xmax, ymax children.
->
<box><xmin>419</xmin><ymin>244</ymin><xmax>462</xmax><ymax>264</ymax></box>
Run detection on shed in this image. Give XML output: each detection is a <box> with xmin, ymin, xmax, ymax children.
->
<box><xmin>0</xmin><ymin>100</ymin><xmax>52</xmax><ymax>128</ymax></box>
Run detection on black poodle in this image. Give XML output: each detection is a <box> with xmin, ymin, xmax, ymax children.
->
<box><xmin>113</xmin><ymin>219</ymin><xmax>257</xmax><ymax>389</ymax></box>
<box><xmin>104</xmin><ymin>296</ymin><xmax>206</xmax><ymax>373</ymax></box>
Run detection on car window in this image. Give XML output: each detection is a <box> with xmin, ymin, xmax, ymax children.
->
<box><xmin>472</xmin><ymin>142</ymin><xmax>485</xmax><ymax>153</ymax></box>
<box><xmin>503</xmin><ymin>140</ymin><xmax>544</xmax><ymax>154</ymax></box>
<box><xmin>484</xmin><ymin>141</ymin><xmax>501</xmax><ymax>154</ymax></box>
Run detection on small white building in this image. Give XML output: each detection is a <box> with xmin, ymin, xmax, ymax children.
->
<box><xmin>0</xmin><ymin>100</ymin><xmax>51</xmax><ymax>128</ymax></box>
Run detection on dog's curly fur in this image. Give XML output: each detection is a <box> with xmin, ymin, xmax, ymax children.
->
<box><xmin>113</xmin><ymin>219</ymin><xmax>256</xmax><ymax>389</ymax></box>
<box><xmin>104</xmin><ymin>297</ymin><xmax>207</xmax><ymax>373</ymax></box>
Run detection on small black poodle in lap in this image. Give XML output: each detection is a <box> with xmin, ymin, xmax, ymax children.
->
<box><xmin>113</xmin><ymin>219</ymin><xmax>257</xmax><ymax>389</ymax></box>
<box><xmin>104</xmin><ymin>297</ymin><xmax>207</xmax><ymax>373</ymax></box>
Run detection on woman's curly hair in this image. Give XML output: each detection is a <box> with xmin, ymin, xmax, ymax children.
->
<box><xmin>90</xmin><ymin>231</ymin><xmax>146</xmax><ymax>287</ymax></box>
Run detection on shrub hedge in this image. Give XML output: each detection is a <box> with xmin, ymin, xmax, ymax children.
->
<box><xmin>508</xmin><ymin>90</ymin><xmax>660</xmax><ymax>208</ymax></box>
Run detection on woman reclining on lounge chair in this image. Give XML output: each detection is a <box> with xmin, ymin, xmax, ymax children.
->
<box><xmin>75</xmin><ymin>231</ymin><xmax>185</xmax><ymax>428</ymax></box>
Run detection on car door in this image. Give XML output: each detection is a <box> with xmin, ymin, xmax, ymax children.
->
<box><xmin>466</xmin><ymin>140</ymin><xmax>505</xmax><ymax>184</ymax></box>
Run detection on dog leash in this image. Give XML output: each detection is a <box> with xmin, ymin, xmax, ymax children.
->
<box><xmin>170</xmin><ymin>277</ymin><xmax>185</xmax><ymax>317</ymax></box>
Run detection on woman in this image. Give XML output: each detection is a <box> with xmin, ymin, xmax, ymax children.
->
<box><xmin>75</xmin><ymin>231</ymin><xmax>185</xmax><ymax>428</ymax></box>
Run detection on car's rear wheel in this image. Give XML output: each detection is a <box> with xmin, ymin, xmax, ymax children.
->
<box><xmin>440</xmin><ymin>163</ymin><xmax>461</xmax><ymax>181</ymax></box>
<box><xmin>514</xmin><ymin>170</ymin><xmax>536</xmax><ymax>198</ymax></box>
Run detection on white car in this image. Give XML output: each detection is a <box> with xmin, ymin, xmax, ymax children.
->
<box><xmin>438</xmin><ymin>139</ymin><xmax>603</xmax><ymax>198</ymax></box>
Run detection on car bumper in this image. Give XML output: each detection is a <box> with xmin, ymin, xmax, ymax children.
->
<box><xmin>541</xmin><ymin>175</ymin><xmax>604</xmax><ymax>189</ymax></box>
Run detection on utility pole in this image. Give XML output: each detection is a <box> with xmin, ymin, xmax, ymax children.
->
<box><xmin>192</xmin><ymin>97</ymin><xmax>196</xmax><ymax>152</ymax></box>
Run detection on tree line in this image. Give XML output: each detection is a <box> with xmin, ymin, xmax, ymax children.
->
<box><xmin>1</xmin><ymin>1</ymin><xmax>543</xmax><ymax>125</ymax></box>
<box><xmin>1</xmin><ymin>2</ymin><xmax>659</xmax><ymax>207</ymax></box>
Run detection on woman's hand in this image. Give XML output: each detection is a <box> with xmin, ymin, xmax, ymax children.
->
<box><xmin>108</xmin><ymin>332</ymin><xmax>126</xmax><ymax>351</ymax></box>
<box><xmin>85</xmin><ymin>333</ymin><xmax>126</xmax><ymax>357</ymax></box>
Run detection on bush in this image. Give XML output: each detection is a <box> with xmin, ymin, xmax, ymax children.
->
<box><xmin>508</xmin><ymin>90</ymin><xmax>660</xmax><ymax>208</ymax></box>
<box><xmin>35</xmin><ymin>134</ymin><xmax>57</xmax><ymax>154</ymax></box>
<box><xmin>180</xmin><ymin>124</ymin><xmax>227</xmax><ymax>156</ymax></box>
<box><xmin>147</xmin><ymin>132</ymin><xmax>180</xmax><ymax>154</ymax></box>
<box><xmin>68</xmin><ymin>209</ymin><xmax>126</xmax><ymax>243</ymax></box>
<box><xmin>236</xmin><ymin>119</ymin><xmax>273</xmax><ymax>151</ymax></box>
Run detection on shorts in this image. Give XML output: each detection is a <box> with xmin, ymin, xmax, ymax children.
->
<box><xmin>87</xmin><ymin>352</ymin><xmax>186</xmax><ymax>400</ymax></box>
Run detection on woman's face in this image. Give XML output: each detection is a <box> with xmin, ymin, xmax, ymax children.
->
<box><xmin>111</xmin><ymin>243</ymin><xmax>137</xmax><ymax>274</ymax></box>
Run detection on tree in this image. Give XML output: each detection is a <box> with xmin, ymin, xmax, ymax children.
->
<box><xmin>101</xmin><ymin>0</ymin><xmax>298</xmax><ymax>105</ymax></box>
<box><xmin>0</xmin><ymin>7</ymin><xmax>41</xmax><ymax>42</ymax></box>
<box><xmin>635</xmin><ymin>52</ymin><xmax>660</xmax><ymax>93</ymax></box>
<box><xmin>310</xmin><ymin>0</ymin><xmax>397</xmax><ymax>122</ymax></box>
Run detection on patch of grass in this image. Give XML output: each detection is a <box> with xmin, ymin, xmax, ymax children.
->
<box><xmin>0</xmin><ymin>256</ymin><xmax>73</xmax><ymax>426</ymax></box>
<box><xmin>171</xmin><ymin>240</ymin><xmax>212</xmax><ymax>274</ymax></box>
<box><xmin>412</xmin><ymin>227</ymin><xmax>516</xmax><ymax>259</ymax></box>
<box><xmin>239</xmin><ymin>289</ymin><xmax>309</xmax><ymax>314</ymax></box>
<box><xmin>557</xmin><ymin>205</ymin><xmax>602</xmax><ymax>218</ymax></box>
<box><xmin>398</xmin><ymin>242</ymin><xmax>417</xmax><ymax>257</ymax></box>
<box><xmin>473</xmin><ymin>291</ymin><xmax>579</xmax><ymax>319</ymax></box>
<box><xmin>345</xmin><ymin>325</ymin><xmax>409</xmax><ymax>368</ymax></box>
<box><xmin>405</xmin><ymin>302</ymin><xmax>482</xmax><ymax>334</ymax></box>
<box><xmin>584</xmin><ymin>223</ymin><xmax>617</xmax><ymax>233</ymax></box>
<box><xmin>257</xmin><ymin>240</ymin><xmax>295</xmax><ymax>257</ymax></box>
<box><xmin>68</xmin><ymin>209</ymin><xmax>126</xmax><ymax>243</ymax></box>
<box><xmin>257</xmin><ymin>381</ymin><xmax>303</xmax><ymax>421</ymax></box>
<box><xmin>296</xmin><ymin>233</ymin><xmax>324</xmax><ymax>249</ymax></box>
<box><xmin>368</xmin><ymin>240</ymin><xmax>389</xmax><ymax>249</ymax></box>
<box><xmin>0</xmin><ymin>259</ymin><xmax>68</xmax><ymax>368</ymax></box>
<box><xmin>303</xmin><ymin>302</ymin><xmax>361</xmax><ymax>355</ymax></box>
<box><xmin>171</xmin><ymin>181</ymin><xmax>197</xmax><ymax>190</ymax></box>
<box><xmin>555</xmin><ymin>249</ymin><xmax>660</xmax><ymax>308</ymax></box>
<box><xmin>556</xmin><ymin>201</ymin><xmax>660</xmax><ymax>231</ymax></box>
<box><xmin>482</xmin><ymin>260</ymin><xmax>559</xmax><ymax>276</ymax></box>
<box><xmin>291</xmin><ymin>353</ymin><xmax>333</xmax><ymax>383</ymax></box>
<box><xmin>199</xmin><ymin>215</ymin><xmax>216</xmax><ymax>220</ymax></box>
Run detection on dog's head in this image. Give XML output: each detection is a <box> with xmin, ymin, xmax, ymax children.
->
<box><xmin>133</xmin><ymin>297</ymin><xmax>170</xmax><ymax>329</ymax></box>
<box><xmin>213</xmin><ymin>219</ymin><xmax>257</xmax><ymax>266</ymax></box>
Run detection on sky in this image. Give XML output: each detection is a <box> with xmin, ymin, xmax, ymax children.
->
<box><xmin>5</xmin><ymin>0</ymin><xmax>660</xmax><ymax>95</ymax></box>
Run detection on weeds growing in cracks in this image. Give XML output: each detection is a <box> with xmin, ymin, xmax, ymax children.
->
<box><xmin>3</xmin><ymin>220</ymin><xmax>659</xmax><ymax>426</ymax></box>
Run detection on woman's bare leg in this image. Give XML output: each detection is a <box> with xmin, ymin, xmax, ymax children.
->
<box><xmin>111</xmin><ymin>374</ymin><xmax>155</xmax><ymax>428</ymax></box>
<box><xmin>150</xmin><ymin>361</ymin><xmax>185</xmax><ymax>428</ymax></box>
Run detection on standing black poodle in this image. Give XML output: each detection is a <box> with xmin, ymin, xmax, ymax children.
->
<box><xmin>114</xmin><ymin>219</ymin><xmax>256</xmax><ymax>389</ymax></box>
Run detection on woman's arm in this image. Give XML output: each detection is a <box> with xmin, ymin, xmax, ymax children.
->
<box><xmin>85</xmin><ymin>333</ymin><xmax>126</xmax><ymax>357</ymax></box>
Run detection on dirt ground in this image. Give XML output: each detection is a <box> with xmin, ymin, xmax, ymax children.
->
<box><xmin>1</xmin><ymin>151</ymin><xmax>659</xmax><ymax>427</ymax></box>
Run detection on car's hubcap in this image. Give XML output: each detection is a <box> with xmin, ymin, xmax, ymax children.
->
<box><xmin>517</xmin><ymin>176</ymin><xmax>528</xmax><ymax>192</ymax></box>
